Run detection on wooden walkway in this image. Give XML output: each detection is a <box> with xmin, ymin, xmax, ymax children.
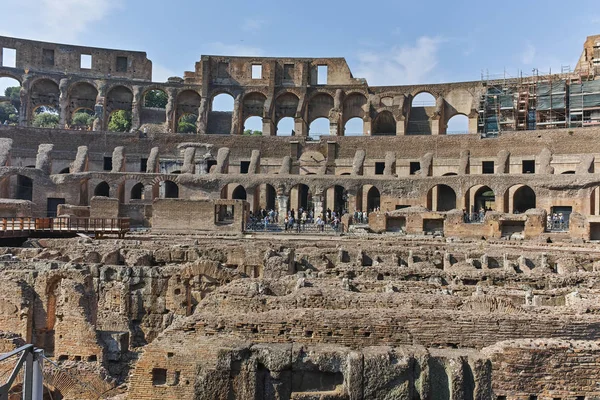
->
<box><xmin>0</xmin><ymin>217</ymin><xmax>130</xmax><ymax>239</ymax></box>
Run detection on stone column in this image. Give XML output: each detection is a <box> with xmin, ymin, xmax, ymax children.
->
<box><xmin>363</xmin><ymin>119</ymin><xmax>372</xmax><ymax>136</ymax></box>
<box><xmin>294</xmin><ymin>117</ymin><xmax>307</xmax><ymax>137</ymax></box>
<box><xmin>92</xmin><ymin>84</ymin><xmax>107</xmax><ymax>131</ymax></box>
<box><xmin>276</xmin><ymin>195</ymin><xmax>289</xmax><ymax>217</ymax></box>
<box><xmin>468</xmin><ymin>110</ymin><xmax>478</xmax><ymax>134</ymax></box>
<box><xmin>246</xmin><ymin>190</ymin><xmax>256</xmax><ymax>214</ymax></box>
<box><xmin>230</xmin><ymin>95</ymin><xmax>242</xmax><ymax>135</ymax></box>
<box><xmin>196</xmin><ymin>97</ymin><xmax>208</xmax><ymax>135</ymax></box>
<box><xmin>131</xmin><ymin>86</ymin><xmax>142</xmax><ymax>131</ymax></box>
<box><xmin>262</xmin><ymin>118</ymin><xmax>275</xmax><ymax>136</ymax></box>
<box><xmin>18</xmin><ymin>77</ymin><xmax>30</xmax><ymax>127</ymax></box>
<box><xmin>143</xmin><ymin>185</ymin><xmax>157</xmax><ymax>201</ymax></box>
<box><xmin>165</xmin><ymin>88</ymin><xmax>175</xmax><ymax>133</ymax></box>
<box><xmin>396</xmin><ymin>119</ymin><xmax>405</xmax><ymax>136</ymax></box>
<box><xmin>58</xmin><ymin>78</ymin><xmax>69</xmax><ymax>129</ymax></box>
<box><xmin>431</xmin><ymin>118</ymin><xmax>441</xmax><ymax>136</ymax></box>
<box><xmin>313</xmin><ymin>194</ymin><xmax>324</xmax><ymax>219</ymax></box>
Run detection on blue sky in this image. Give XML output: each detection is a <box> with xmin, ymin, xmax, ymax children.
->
<box><xmin>2</xmin><ymin>0</ymin><xmax>599</xmax><ymax>133</ymax></box>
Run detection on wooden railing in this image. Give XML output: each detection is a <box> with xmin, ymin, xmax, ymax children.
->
<box><xmin>0</xmin><ymin>217</ymin><xmax>130</xmax><ymax>238</ymax></box>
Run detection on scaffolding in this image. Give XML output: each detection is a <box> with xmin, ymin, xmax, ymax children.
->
<box><xmin>478</xmin><ymin>66</ymin><xmax>597</xmax><ymax>136</ymax></box>
<box><xmin>569</xmin><ymin>79</ymin><xmax>600</xmax><ymax>128</ymax></box>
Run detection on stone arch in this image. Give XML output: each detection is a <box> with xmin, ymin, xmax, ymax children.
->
<box><xmin>208</xmin><ymin>92</ymin><xmax>235</xmax><ymax>134</ymax></box>
<box><xmin>94</xmin><ymin>181</ymin><xmax>110</xmax><ymax>197</ymax></box>
<box><xmin>0</xmin><ymin>76</ymin><xmax>21</xmax><ymax>125</ymax></box>
<box><xmin>344</xmin><ymin>117</ymin><xmax>364</xmax><ymax>136</ymax></box>
<box><xmin>466</xmin><ymin>185</ymin><xmax>495</xmax><ymax>213</ymax></box>
<box><xmin>106</xmin><ymin>85</ymin><xmax>133</xmax><ymax>131</ymax></box>
<box><xmin>67</xmin><ymin>82</ymin><xmax>98</xmax><ymax>127</ymax></box>
<box><xmin>507</xmin><ymin>184</ymin><xmax>536</xmax><ymax>213</ymax></box>
<box><xmin>0</xmin><ymin>174</ymin><xmax>33</xmax><ymax>201</ymax></box>
<box><xmin>408</xmin><ymin>91</ymin><xmax>436</xmax><ymax>135</ymax></box>
<box><xmin>242</xmin><ymin>92</ymin><xmax>266</xmax><ymax>120</ymax></box>
<box><xmin>366</xmin><ymin>186</ymin><xmax>381</xmax><ymax>211</ymax></box>
<box><xmin>106</xmin><ymin>85</ymin><xmax>133</xmax><ymax>114</ymax></box>
<box><xmin>276</xmin><ymin>117</ymin><xmax>295</xmax><ymax>136</ymax></box>
<box><xmin>324</xmin><ymin>185</ymin><xmax>347</xmax><ymax>214</ymax></box>
<box><xmin>30</xmin><ymin>78</ymin><xmax>60</xmax><ymax>125</ymax></box>
<box><xmin>243</xmin><ymin>116</ymin><xmax>263</xmax><ymax>135</ymax></box>
<box><xmin>427</xmin><ymin>184</ymin><xmax>456</xmax><ymax>211</ymax></box>
<box><xmin>141</xmin><ymin>88</ymin><xmax>168</xmax><ymax>127</ymax></box>
<box><xmin>446</xmin><ymin>113</ymin><xmax>469</xmax><ymax>134</ymax></box>
<box><xmin>161</xmin><ymin>180</ymin><xmax>179</xmax><ymax>199</ymax></box>
<box><xmin>372</xmin><ymin>110</ymin><xmax>396</xmax><ymax>135</ymax></box>
<box><xmin>275</xmin><ymin>92</ymin><xmax>299</xmax><ymax>122</ymax></box>
<box><xmin>309</xmin><ymin>117</ymin><xmax>330</xmax><ymax>138</ymax></box>
<box><xmin>254</xmin><ymin>183</ymin><xmax>276</xmax><ymax>213</ymax></box>
<box><xmin>130</xmin><ymin>182</ymin><xmax>144</xmax><ymax>200</ymax></box>
<box><xmin>289</xmin><ymin>183</ymin><xmax>312</xmax><ymax>213</ymax></box>
<box><xmin>308</xmin><ymin>92</ymin><xmax>334</xmax><ymax>124</ymax></box>
<box><xmin>342</xmin><ymin>92</ymin><xmax>367</xmax><ymax>129</ymax></box>
<box><xmin>175</xmin><ymin>90</ymin><xmax>201</xmax><ymax>132</ymax></box>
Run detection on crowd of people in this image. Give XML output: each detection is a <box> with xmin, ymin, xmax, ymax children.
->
<box><xmin>547</xmin><ymin>212</ymin><xmax>568</xmax><ymax>231</ymax></box>
<box><xmin>247</xmin><ymin>206</ymin><xmax>379</xmax><ymax>233</ymax></box>
<box><xmin>462</xmin><ymin>207</ymin><xmax>491</xmax><ymax>223</ymax></box>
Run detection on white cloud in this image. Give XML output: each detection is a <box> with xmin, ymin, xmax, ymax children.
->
<box><xmin>242</xmin><ymin>17</ymin><xmax>267</xmax><ymax>32</ymax></box>
<box><xmin>205</xmin><ymin>42</ymin><xmax>263</xmax><ymax>56</ymax></box>
<box><xmin>354</xmin><ymin>36</ymin><xmax>444</xmax><ymax>86</ymax></box>
<box><xmin>0</xmin><ymin>0</ymin><xmax>119</xmax><ymax>42</ymax></box>
<box><xmin>521</xmin><ymin>42</ymin><xmax>536</xmax><ymax>65</ymax></box>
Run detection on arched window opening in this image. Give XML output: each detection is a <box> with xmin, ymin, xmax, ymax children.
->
<box><xmin>447</xmin><ymin>114</ymin><xmax>469</xmax><ymax>134</ymax></box>
<box><xmin>276</xmin><ymin>117</ymin><xmax>295</xmax><ymax>136</ymax></box>
<box><xmin>144</xmin><ymin>89</ymin><xmax>167</xmax><ymax>109</ymax></box>
<box><xmin>468</xmin><ymin>185</ymin><xmax>495</xmax><ymax>214</ymax></box>
<box><xmin>108</xmin><ymin>110</ymin><xmax>132</xmax><ymax>132</ymax></box>
<box><xmin>325</xmin><ymin>185</ymin><xmax>347</xmax><ymax>214</ymax></box>
<box><xmin>0</xmin><ymin>77</ymin><xmax>21</xmax><ymax>125</ymax></box>
<box><xmin>30</xmin><ymin>79</ymin><xmax>59</xmax><ymax>127</ymax></box>
<box><xmin>208</xmin><ymin>93</ymin><xmax>235</xmax><ymax>134</ymax></box>
<box><xmin>71</xmin><ymin>108</ymin><xmax>94</xmax><ymax>130</ymax></box>
<box><xmin>309</xmin><ymin>117</ymin><xmax>330</xmax><ymax>140</ymax></box>
<box><xmin>372</xmin><ymin>111</ymin><xmax>395</xmax><ymax>135</ymax></box>
<box><xmin>289</xmin><ymin>184</ymin><xmax>312</xmax><ymax>213</ymax></box>
<box><xmin>177</xmin><ymin>113</ymin><xmax>197</xmax><ymax>133</ymax></box>
<box><xmin>412</xmin><ymin>92</ymin><xmax>436</xmax><ymax>107</ymax></box>
<box><xmin>163</xmin><ymin>180</ymin><xmax>179</xmax><ymax>199</ymax></box>
<box><xmin>367</xmin><ymin>186</ymin><xmax>380</xmax><ymax>212</ymax></box>
<box><xmin>212</xmin><ymin>93</ymin><xmax>234</xmax><ymax>111</ymax></box>
<box><xmin>561</xmin><ymin>170</ymin><xmax>575</xmax><ymax>174</ymax></box>
<box><xmin>512</xmin><ymin>185</ymin><xmax>536</xmax><ymax>213</ymax></box>
<box><xmin>231</xmin><ymin>185</ymin><xmax>247</xmax><ymax>200</ymax></box>
<box><xmin>58</xmin><ymin>167</ymin><xmax>70</xmax><ymax>174</ymax></box>
<box><xmin>408</xmin><ymin>92</ymin><xmax>436</xmax><ymax>135</ymax></box>
<box><xmin>67</xmin><ymin>82</ymin><xmax>97</xmax><ymax>129</ymax></box>
<box><xmin>243</xmin><ymin>116</ymin><xmax>262</xmax><ymax>136</ymax></box>
<box><xmin>131</xmin><ymin>183</ymin><xmax>144</xmax><ymax>200</ymax></box>
<box><xmin>32</xmin><ymin>106</ymin><xmax>59</xmax><ymax>128</ymax></box>
<box><xmin>94</xmin><ymin>181</ymin><xmax>110</xmax><ymax>197</ymax></box>
<box><xmin>15</xmin><ymin>175</ymin><xmax>33</xmax><ymax>201</ymax></box>
<box><xmin>428</xmin><ymin>184</ymin><xmax>456</xmax><ymax>211</ymax></box>
<box><xmin>344</xmin><ymin>117</ymin><xmax>364</xmax><ymax>136</ymax></box>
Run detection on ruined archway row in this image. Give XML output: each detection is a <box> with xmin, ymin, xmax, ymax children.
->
<box><xmin>5</xmin><ymin>73</ymin><xmax>480</xmax><ymax>136</ymax></box>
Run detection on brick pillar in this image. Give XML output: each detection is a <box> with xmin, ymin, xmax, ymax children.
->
<box><xmin>294</xmin><ymin>117</ymin><xmax>307</xmax><ymax>137</ymax></box>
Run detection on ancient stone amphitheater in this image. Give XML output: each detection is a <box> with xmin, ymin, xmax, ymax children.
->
<box><xmin>0</xmin><ymin>34</ymin><xmax>599</xmax><ymax>399</ymax></box>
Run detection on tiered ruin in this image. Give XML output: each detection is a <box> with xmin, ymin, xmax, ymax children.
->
<box><xmin>0</xmin><ymin>34</ymin><xmax>599</xmax><ymax>399</ymax></box>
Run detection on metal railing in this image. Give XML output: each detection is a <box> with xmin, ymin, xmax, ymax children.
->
<box><xmin>0</xmin><ymin>217</ymin><xmax>130</xmax><ymax>237</ymax></box>
<box><xmin>0</xmin><ymin>345</ymin><xmax>43</xmax><ymax>400</ymax></box>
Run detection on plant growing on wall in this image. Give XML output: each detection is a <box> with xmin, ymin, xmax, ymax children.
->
<box><xmin>108</xmin><ymin>110</ymin><xmax>132</xmax><ymax>132</ymax></box>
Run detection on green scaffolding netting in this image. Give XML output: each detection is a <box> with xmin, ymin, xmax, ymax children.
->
<box><xmin>537</xmin><ymin>95</ymin><xmax>566</xmax><ymax>110</ymax></box>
